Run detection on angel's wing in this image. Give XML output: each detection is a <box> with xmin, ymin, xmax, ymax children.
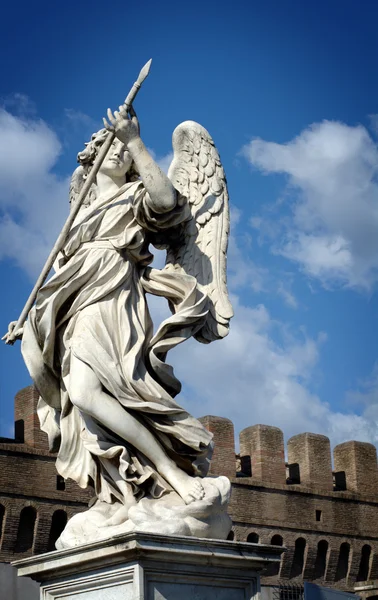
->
<box><xmin>69</xmin><ymin>166</ymin><xmax>95</xmax><ymax>212</ymax></box>
<box><xmin>166</xmin><ymin>121</ymin><xmax>233</xmax><ymax>343</ymax></box>
<box><xmin>69</xmin><ymin>166</ymin><xmax>85</xmax><ymax>211</ymax></box>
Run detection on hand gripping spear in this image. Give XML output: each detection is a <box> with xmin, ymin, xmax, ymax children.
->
<box><xmin>3</xmin><ymin>59</ymin><xmax>152</xmax><ymax>345</ymax></box>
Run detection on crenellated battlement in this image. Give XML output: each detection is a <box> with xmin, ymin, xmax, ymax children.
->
<box><xmin>201</xmin><ymin>416</ymin><xmax>378</xmax><ymax>498</ymax></box>
<box><xmin>7</xmin><ymin>388</ymin><xmax>378</xmax><ymax>498</ymax></box>
<box><xmin>2</xmin><ymin>386</ymin><xmax>378</xmax><ymax>592</ymax></box>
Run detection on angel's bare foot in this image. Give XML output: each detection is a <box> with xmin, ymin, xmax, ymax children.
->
<box><xmin>161</xmin><ymin>463</ymin><xmax>205</xmax><ymax>504</ymax></box>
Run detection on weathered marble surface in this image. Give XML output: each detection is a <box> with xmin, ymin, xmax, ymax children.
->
<box><xmin>13</xmin><ymin>532</ymin><xmax>284</xmax><ymax>600</ymax></box>
<box><xmin>57</xmin><ymin>476</ymin><xmax>232</xmax><ymax>549</ymax></box>
<box><xmin>5</xmin><ymin>99</ymin><xmax>233</xmax><ymax>546</ymax></box>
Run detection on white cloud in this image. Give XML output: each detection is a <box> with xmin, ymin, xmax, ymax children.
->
<box><xmin>346</xmin><ymin>362</ymin><xmax>378</xmax><ymax>413</ymax></box>
<box><xmin>64</xmin><ymin>108</ymin><xmax>96</xmax><ymax>128</ymax></box>
<box><xmin>147</xmin><ymin>149</ymin><xmax>173</xmax><ymax>174</ymax></box>
<box><xmin>243</xmin><ymin>120</ymin><xmax>378</xmax><ymax>290</ymax></box>
<box><xmin>227</xmin><ymin>205</ymin><xmax>268</xmax><ymax>292</ymax></box>
<box><xmin>2</xmin><ymin>102</ymin><xmax>376</xmax><ymax>450</ymax></box>
<box><xmin>148</xmin><ymin>224</ymin><xmax>377</xmax><ymax>448</ymax></box>
<box><xmin>227</xmin><ymin>233</ymin><xmax>268</xmax><ymax>293</ymax></box>
<box><xmin>1</xmin><ymin>93</ymin><xmax>37</xmax><ymax>116</ymax></box>
<box><xmin>0</xmin><ymin>107</ymin><xmax>69</xmax><ymax>277</ymax></box>
<box><xmin>0</xmin><ymin>110</ymin><xmax>171</xmax><ymax>279</ymax></box>
<box><xmin>277</xmin><ymin>277</ymin><xmax>298</xmax><ymax>309</ymax></box>
<box><xmin>60</xmin><ymin>109</ymin><xmax>100</xmax><ymax>147</ymax></box>
<box><xmin>168</xmin><ymin>293</ymin><xmax>378</xmax><ymax>448</ymax></box>
<box><xmin>228</xmin><ymin>214</ymin><xmax>299</xmax><ymax>308</ymax></box>
<box><xmin>148</xmin><ymin>203</ymin><xmax>378</xmax><ymax>447</ymax></box>
<box><xmin>157</xmin><ymin>152</ymin><xmax>173</xmax><ymax>174</ymax></box>
<box><xmin>368</xmin><ymin>114</ymin><xmax>378</xmax><ymax>137</ymax></box>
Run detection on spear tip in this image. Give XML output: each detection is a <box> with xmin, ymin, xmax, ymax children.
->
<box><xmin>137</xmin><ymin>59</ymin><xmax>152</xmax><ymax>85</ymax></box>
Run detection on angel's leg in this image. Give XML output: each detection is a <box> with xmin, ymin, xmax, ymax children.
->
<box><xmin>68</xmin><ymin>354</ymin><xmax>205</xmax><ymax>504</ymax></box>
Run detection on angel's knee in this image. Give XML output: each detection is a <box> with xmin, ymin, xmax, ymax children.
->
<box><xmin>69</xmin><ymin>384</ymin><xmax>94</xmax><ymax>414</ymax></box>
<box><xmin>68</xmin><ymin>356</ymin><xmax>101</xmax><ymax>414</ymax></box>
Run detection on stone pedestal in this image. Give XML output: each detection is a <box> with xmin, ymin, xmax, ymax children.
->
<box><xmin>12</xmin><ymin>532</ymin><xmax>283</xmax><ymax>600</ymax></box>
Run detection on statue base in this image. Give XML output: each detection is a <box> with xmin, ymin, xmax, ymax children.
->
<box><xmin>12</xmin><ymin>531</ymin><xmax>283</xmax><ymax>599</ymax></box>
<box><xmin>55</xmin><ymin>476</ymin><xmax>233</xmax><ymax>549</ymax></box>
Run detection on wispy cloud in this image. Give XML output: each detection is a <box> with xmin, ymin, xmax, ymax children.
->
<box><xmin>0</xmin><ymin>106</ymin><xmax>69</xmax><ymax>277</ymax></box>
<box><xmin>229</xmin><ymin>208</ymin><xmax>299</xmax><ymax>308</ymax></box>
<box><xmin>61</xmin><ymin>109</ymin><xmax>100</xmax><ymax>146</ymax></box>
<box><xmin>1</xmin><ymin>101</ymin><xmax>377</xmax><ymax>449</ymax></box>
<box><xmin>149</xmin><ymin>213</ymin><xmax>378</xmax><ymax>447</ymax></box>
<box><xmin>157</xmin><ymin>152</ymin><xmax>173</xmax><ymax>174</ymax></box>
<box><xmin>1</xmin><ymin>93</ymin><xmax>37</xmax><ymax>116</ymax></box>
<box><xmin>0</xmin><ymin>106</ymin><xmax>170</xmax><ymax>278</ymax></box>
<box><xmin>168</xmin><ymin>292</ymin><xmax>378</xmax><ymax>447</ymax></box>
<box><xmin>147</xmin><ymin>148</ymin><xmax>173</xmax><ymax>174</ymax></box>
<box><xmin>243</xmin><ymin>120</ymin><xmax>378</xmax><ymax>290</ymax></box>
<box><xmin>277</xmin><ymin>277</ymin><xmax>298</xmax><ymax>309</ymax></box>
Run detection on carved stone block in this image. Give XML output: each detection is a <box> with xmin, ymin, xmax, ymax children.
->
<box><xmin>13</xmin><ymin>531</ymin><xmax>283</xmax><ymax>600</ymax></box>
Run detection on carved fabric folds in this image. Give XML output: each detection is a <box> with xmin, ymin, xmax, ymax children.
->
<box><xmin>21</xmin><ymin>181</ymin><xmax>213</xmax><ymax>505</ymax></box>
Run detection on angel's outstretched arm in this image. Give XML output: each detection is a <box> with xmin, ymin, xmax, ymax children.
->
<box><xmin>129</xmin><ymin>136</ymin><xmax>177</xmax><ymax>213</ymax></box>
<box><xmin>104</xmin><ymin>107</ymin><xmax>177</xmax><ymax>214</ymax></box>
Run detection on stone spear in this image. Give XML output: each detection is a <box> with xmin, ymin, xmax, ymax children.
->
<box><xmin>4</xmin><ymin>59</ymin><xmax>152</xmax><ymax>344</ymax></box>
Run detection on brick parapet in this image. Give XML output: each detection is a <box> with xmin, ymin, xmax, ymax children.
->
<box><xmin>334</xmin><ymin>441</ymin><xmax>378</xmax><ymax>496</ymax></box>
<box><xmin>2</xmin><ymin>385</ymin><xmax>378</xmax><ymax>593</ymax></box>
<box><xmin>199</xmin><ymin>415</ymin><xmax>235</xmax><ymax>478</ymax></box>
<box><xmin>14</xmin><ymin>386</ymin><xmax>50</xmax><ymax>451</ymax></box>
<box><xmin>288</xmin><ymin>432</ymin><xmax>333</xmax><ymax>491</ymax></box>
<box><xmin>9</xmin><ymin>387</ymin><xmax>378</xmax><ymax>500</ymax></box>
<box><xmin>237</xmin><ymin>425</ymin><xmax>378</xmax><ymax>497</ymax></box>
<box><xmin>240</xmin><ymin>424</ymin><xmax>286</xmax><ymax>485</ymax></box>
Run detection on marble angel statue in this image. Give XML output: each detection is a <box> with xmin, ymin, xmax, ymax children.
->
<box><xmin>4</xmin><ymin>102</ymin><xmax>233</xmax><ymax>547</ymax></box>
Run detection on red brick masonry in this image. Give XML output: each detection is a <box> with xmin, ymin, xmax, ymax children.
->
<box><xmin>1</xmin><ymin>387</ymin><xmax>377</xmax><ymax>592</ymax></box>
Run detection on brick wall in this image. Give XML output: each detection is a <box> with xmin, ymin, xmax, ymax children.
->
<box><xmin>14</xmin><ymin>386</ymin><xmax>49</xmax><ymax>450</ymax></box>
<box><xmin>240</xmin><ymin>424</ymin><xmax>286</xmax><ymax>484</ymax></box>
<box><xmin>203</xmin><ymin>417</ymin><xmax>378</xmax><ymax>592</ymax></box>
<box><xmin>2</xmin><ymin>386</ymin><xmax>378</xmax><ymax>594</ymax></box>
<box><xmin>0</xmin><ymin>386</ymin><xmax>92</xmax><ymax>560</ymax></box>
<box><xmin>288</xmin><ymin>432</ymin><xmax>333</xmax><ymax>491</ymax></box>
<box><xmin>198</xmin><ymin>415</ymin><xmax>235</xmax><ymax>478</ymax></box>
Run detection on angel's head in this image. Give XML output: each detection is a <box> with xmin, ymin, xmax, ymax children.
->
<box><xmin>77</xmin><ymin>128</ymin><xmax>139</xmax><ymax>182</ymax></box>
<box><xmin>100</xmin><ymin>138</ymin><xmax>133</xmax><ymax>178</ymax></box>
<box><xmin>69</xmin><ymin>128</ymin><xmax>139</xmax><ymax>207</ymax></box>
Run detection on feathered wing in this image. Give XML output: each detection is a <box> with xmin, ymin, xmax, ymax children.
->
<box><xmin>166</xmin><ymin>121</ymin><xmax>233</xmax><ymax>343</ymax></box>
<box><xmin>69</xmin><ymin>166</ymin><xmax>96</xmax><ymax>212</ymax></box>
<box><xmin>69</xmin><ymin>166</ymin><xmax>85</xmax><ymax>211</ymax></box>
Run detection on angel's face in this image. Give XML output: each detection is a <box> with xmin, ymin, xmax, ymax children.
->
<box><xmin>100</xmin><ymin>139</ymin><xmax>133</xmax><ymax>178</ymax></box>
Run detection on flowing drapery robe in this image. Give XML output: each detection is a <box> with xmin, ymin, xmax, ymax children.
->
<box><xmin>21</xmin><ymin>181</ymin><xmax>213</xmax><ymax>505</ymax></box>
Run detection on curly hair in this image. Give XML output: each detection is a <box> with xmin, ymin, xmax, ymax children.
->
<box><xmin>69</xmin><ymin>128</ymin><xmax>139</xmax><ymax>208</ymax></box>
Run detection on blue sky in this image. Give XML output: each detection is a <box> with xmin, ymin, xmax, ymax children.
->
<box><xmin>0</xmin><ymin>0</ymin><xmax>378</xmax><ymax>449</ymax></box>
